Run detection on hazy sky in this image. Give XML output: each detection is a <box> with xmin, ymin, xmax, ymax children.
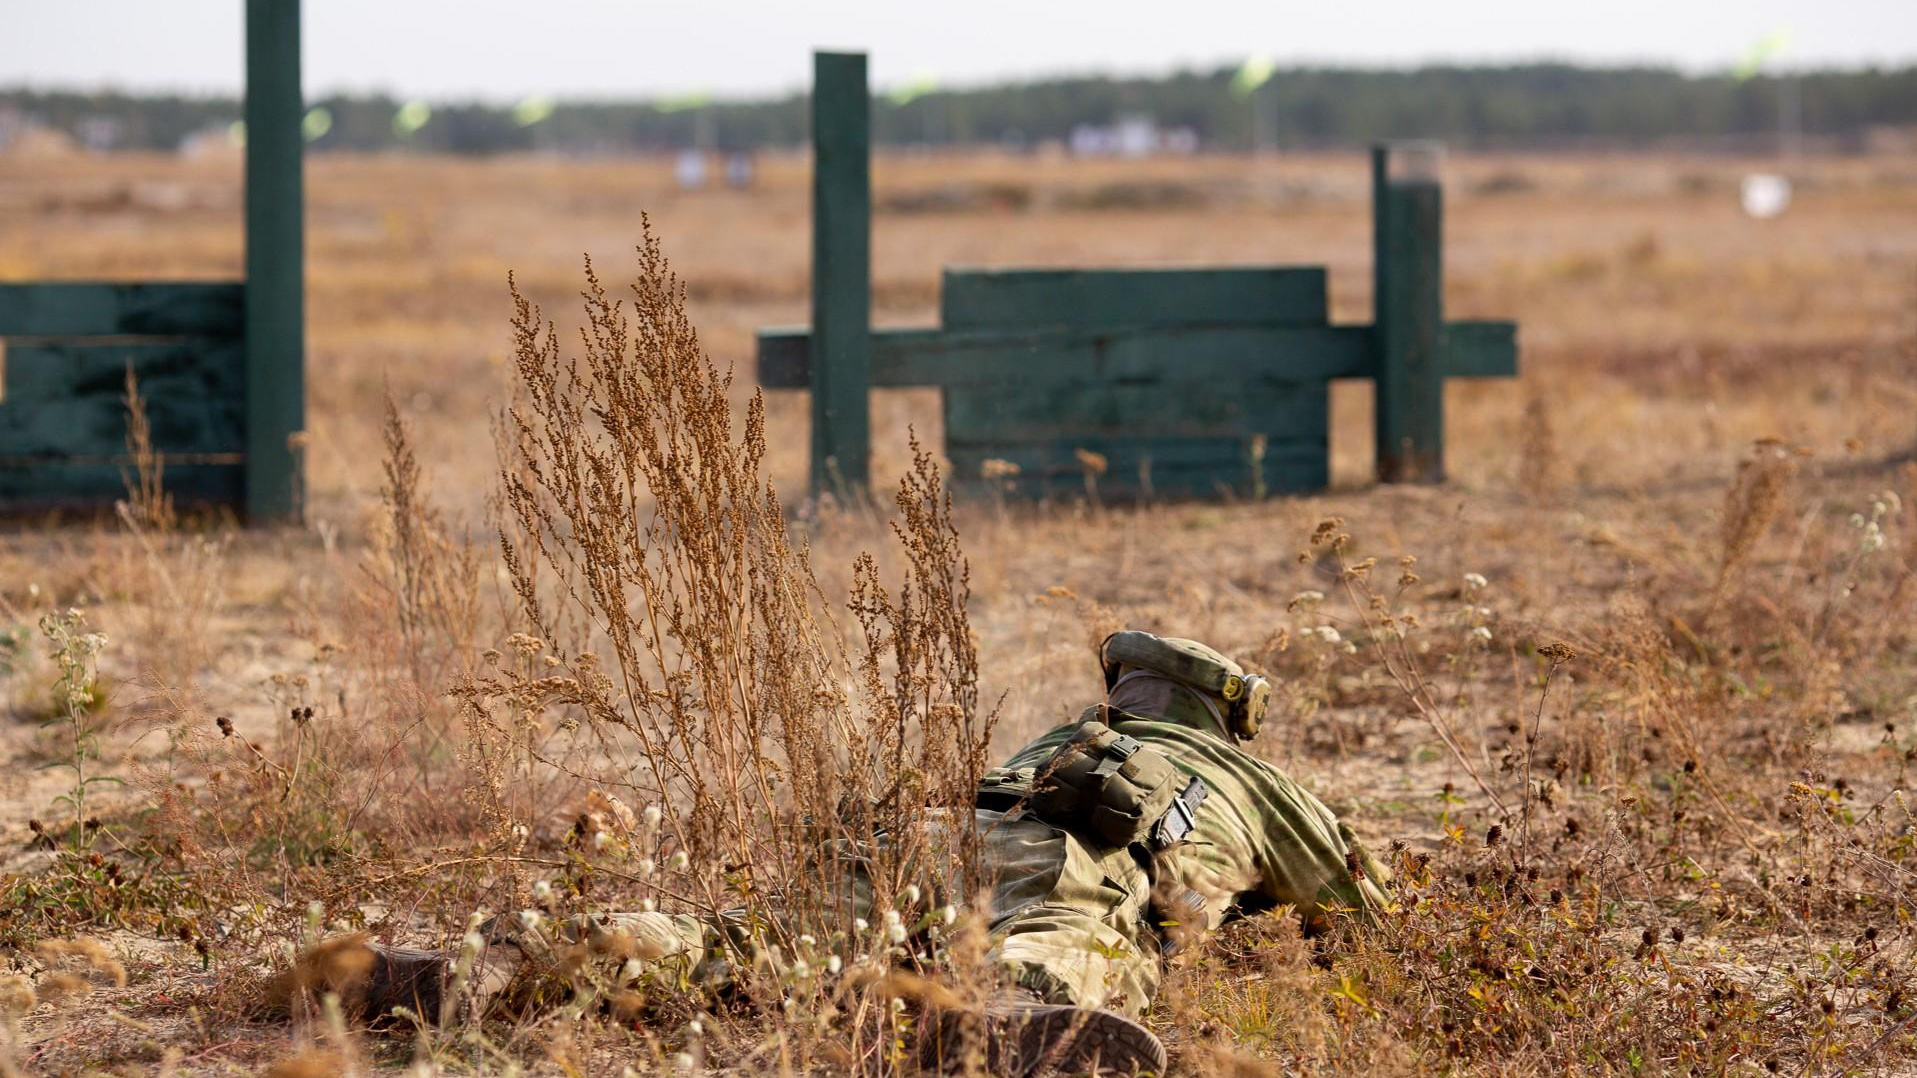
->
<box><xmin>6</xmin><ymin>0</ymin><xmax>1912</xmax><ymax>102</ymax></box>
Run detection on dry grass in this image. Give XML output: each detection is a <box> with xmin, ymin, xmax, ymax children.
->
<box><xmin>0</xmin><ymin>146</ymin><xmax>1913</xmax><ymax>1075</ymax></box>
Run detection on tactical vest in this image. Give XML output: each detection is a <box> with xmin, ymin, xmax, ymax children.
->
<box><xmin>978</xmin><ymin>719</ymin><xmax>1206</xmax><ymax>852</ymax></box>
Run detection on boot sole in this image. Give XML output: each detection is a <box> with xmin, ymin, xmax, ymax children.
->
<box><xmin>936</xmin><ymin>1000</ymin><xmax>1168</xmax><ymax>1076</ymax></box>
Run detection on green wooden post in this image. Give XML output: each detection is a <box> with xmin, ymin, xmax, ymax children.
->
<box><xmin>244</xmin><ymin>0</ymin><xmax>305</xmax><ymax>521</ymax></box>
<box><xmin>1372</xmin><ymin>142</ymin><xmax>1445</xmax><ymax>483</ymax></box>
<box><xmin>810</xmin><ymin>51</ymin><xmax>872</xmax><ymax>497</ymax></box>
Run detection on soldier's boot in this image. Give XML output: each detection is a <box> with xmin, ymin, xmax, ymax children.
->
<box><xmin>927</xmin><ymin>988</ymin><xmax>1168</xmax><ymax>1076</ymax></box>
<box><xmin>360</xmin><ymin>939</ymin><xmax>525</xmax><ymax>1027</ymax></box>
<box><xmin>360</xmin><ymin>944</ymin><xmax>447</xmax><ymax>1026</ymax></box>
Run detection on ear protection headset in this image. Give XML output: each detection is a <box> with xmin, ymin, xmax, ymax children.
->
<box><xmin>1099</xmin><ymin>630</ymin><xmax>1272</xmax><ymax>742</ymax></box>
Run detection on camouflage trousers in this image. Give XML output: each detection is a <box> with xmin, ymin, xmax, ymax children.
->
<box><xmin>479</xmin><ymin>808</ymin><xmax>1162</xmax><ymax>1018</ymax></box>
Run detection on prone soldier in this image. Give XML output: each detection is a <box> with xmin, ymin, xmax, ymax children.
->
<box><xmin>356</xmin><ymin>631</ymin><xmax>1388</xmax><ymax>1075</ymax></box>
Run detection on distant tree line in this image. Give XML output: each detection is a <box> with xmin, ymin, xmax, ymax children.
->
<box><xmin>5</xmin><ymin>63</ymin><xmax>1916</xmax><ymax>155</ymax></box>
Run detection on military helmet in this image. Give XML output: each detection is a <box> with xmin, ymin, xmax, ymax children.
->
<box><xmin>1099</xmin><ymin>630</ymin><xmax>1271</xmax><ymax>742</ymax></box>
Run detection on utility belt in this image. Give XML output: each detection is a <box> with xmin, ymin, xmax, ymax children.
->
<box><xmin>977</xmin><ymin>721</ymin><xmax>1208</xmax><ymax>851</ymax></box>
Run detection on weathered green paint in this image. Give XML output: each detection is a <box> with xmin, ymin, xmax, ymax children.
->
<box><xmin>0</xmin><ymin>283</ymin><xmax>244</xmax><ymax>338</ymax></box>
<box><xmin>942</xmin><ymin>379</ymin><xmax>1326</xmax><ymax>442</ymax></box>
<box><xmin>810</xmin><ymin>51</ymin><xmax>871</xmax><ymax>497</ymax></box>
<box><xmin>939</xmin><ymin>267</ymin><xmax>1328</xmax><ymax>329</ymax></box>
<box><xmin>3</xmin><ymin>341</ymin><xmax>244</xmax><ymax>408</ymax></box>
<box><xmin>755</xmin><ymin>54</ymin><xmax>1517</xmax><ymax>501</ymax></box>
<box><xmin>1372</xmin><ymin>143</ymin><xmax>1446</xmax><ymax>483</ymax></box>
<box><xmin>757</xmin><ymin>319</ymin><xmax>1512</xmax><ymax>391</ymax></box>
<box><xmin>0</xmin><ymin>462</ymin><xmax>244</xmax><ymax>511</ymax></box>
<box><xmin>244</xmin><ymin>0</ymin><xmax>306</xmax><ymax>522</ymax></box>
<box><xmin>946</xmin><ymin>435</ymin><xmax>1329</xmax><ymax>500</ymax></box>
<box><xmin>1439</xmin><ymin>320</ymin><xmax>1518</xmax><ymax>378</ymax></box>
<box><xmin>0</xmin><ymin>390</ymin><xmax>242</xmax><ymax>461</ymax></box>
<box><xmin>0</xmin><ymin>341</ymin><xmax>246</xmax><ymax>507</ymax></box>
<box><xmin>0</xmin><ymin>2</ymin><xmax>305</xmax><ymax>519</ymax></box>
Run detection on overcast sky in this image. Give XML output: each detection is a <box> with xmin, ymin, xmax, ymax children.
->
<box><xmin>6</xmin><ymin>0</ymin><xmax>1912</xmax><ymax>102</ymax></box>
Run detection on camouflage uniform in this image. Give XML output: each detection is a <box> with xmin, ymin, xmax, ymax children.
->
<box><xmin>474</xmin><ymin>636</ymin><xmax>1385</xmax><ymax>1021</ymax></box>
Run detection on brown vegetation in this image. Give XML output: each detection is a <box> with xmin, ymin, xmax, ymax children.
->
<box><xmin>0</xmin><ymin>148</ymin><xmax>1913</xmax><ymax>1075</ymax></box>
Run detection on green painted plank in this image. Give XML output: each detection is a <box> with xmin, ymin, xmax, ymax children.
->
<box><xmin>943</xmin><ymin>380</ymin><xmax>1328</xmax><ymax>443</ymax></box>
<box><xmin>3</xmin><ymin>340</ymin><xmax>244</xmax><ymax>405</ymax></box>
<box><xmin>0</xmin><ymin>342</ymin><xmax>246</xmax><ymax>463</ymax></box>
<box><xmin>244</xmin><ymin>0</ymin><xmax>306</xmax><ymax>522</ymax></box>
<box><xmin>809</xmin><ymin>50</ymin><xmax>872</xmax><ymax>496</ymax></box>
<box><xmin>1440</xmin><ymin>320</ymin><xmax>1518</xmax><ymax>378</ymax></box>
<box><xmin>0</xmin><ymin>462</ymin><xmax>243</xmax><ymax>512</ymax></box>
<box><xmin>759</xmin><ymin>320</ymin><xmax>1511</xmax><ymax>388</ymax></box>
<box><xmin>940</xmin><ymin>267</ymin><xmax>1329</xmax><ymax>330</ymax></box>
<box><xmin>0</xmin><ymin>283</ymin><xmax>243</xmax><ymax>338</ymax></box>
<box><xmin>756</xmin><ymin>324</ymin><xmax>1375</xmax><ymax>389</ymax></box>
<box><xmin>947</xmin><ymin>438</ymin><xmax>1327</xmax><ymax>499</ymax></box>
<box><xmin>0</xmin><ymin>377</ymin><xmax>245</xmax><ymax>461</ymax></box>
<box><xmin>1372</xmin><ymin>144</ymin><xmax>1446</xmax><ymax>483</ymax></box>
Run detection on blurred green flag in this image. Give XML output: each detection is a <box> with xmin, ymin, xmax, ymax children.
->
<box><xmin>888</xmin><ymin>72</ymin><xmax>940</xmax><ymax>106</ymax></box>
<box><xmin>301</xmin><ymin>106</ymin><xmax>332</xmax><ymax>142</ymax></box>
<box><xmin>1231</xmin><ymin>56</ymin><xmax>1277</xmax><ymax>98</ymax></box>
<box><xmin>1733</xmin><ymin>30</ymin><xmax>1792</xmax><ymax>81</ymax></box>
<box><xmin>657</xmin><ymin>93</ymin><xmax>714</xmax><ymax>114</ymax></box>
<box><xmin>393</xmin><ymin>100</ymin><xmax>432</xmax><ymax>136</ymax></box>
<box><xmin>512</xmin><ymin>96</ymin><xmax>556</xmax><ymax>126</ymax></box>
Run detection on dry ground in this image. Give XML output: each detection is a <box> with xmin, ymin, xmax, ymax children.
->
<box><xmin>0</xmin><ymin>146</ymin><xmax>1913</xmax><ymax>1076</ymax></box>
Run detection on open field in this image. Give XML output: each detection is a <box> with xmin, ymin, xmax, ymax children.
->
<box><xmin>0</xmin><ymin>147</ymin><xmax>1915</xmax><ymax>1076</ymax></box>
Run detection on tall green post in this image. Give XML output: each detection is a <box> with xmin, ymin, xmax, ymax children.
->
<box><xmin>244</xmin><ymin>0</ymin><xmax>306</xmax><ymax>521</ymax></box>
<box><xmin>1372</xmin><ymin>142</ymin><xmax>1445</xmax><ymax>484</ymax></box>
<box><xmin>809</xmin><ymin>51</ymin><xmax>872</xmax><ymax>497</ymax></box>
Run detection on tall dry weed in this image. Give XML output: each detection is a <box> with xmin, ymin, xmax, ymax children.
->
<box><xmin>467</xmin><ymin>222</ymin><xmax>997</xmax><ymax>1010</ymax></box>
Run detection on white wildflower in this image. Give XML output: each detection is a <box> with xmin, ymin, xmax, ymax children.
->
<box><xmin>668</xmin><ymin>850</ymin><xmax>690</xmax><ymax>872</ymax></box>
<box><xmin>886</xmin><ymin>922</ymin><xmax>908</xmax><ymax>944</ymax></box>
<box><xmin>517</xmin><ymin>909</ymin><xmax>541</xmax><ymax>932</ymax></box>
<box><xmin>939</xmin><ymin>905</ymin><xmax>958</xmax><ymax>926</ymax></box>
<box><xmin>532</xmin><ymin>879</ymin><xmax>552</xmax><ymax>901</ymax></box>
<box><xmin>1861</xmin><ymin>522</ymin><xmax>1886</xmax><ymax>554</ymax></box>
<box><xmin>1313</xmin><ymin>626</ymin><xmax>1342</xmax><ymax>645</ymax></box>
<box><xmin>798</xmin><ymin>934</ymin><xmax>816</xmax><ymax>949</ymax></box>
<box><xmin>592</xmin><ymin>830</ymin><xmax>611</xmax><ymax>851</ymax></box>
<box><xmin>671</xmin><ymin>1052</ymin><xmax>696</xmax><ymax>1072</ymax></box>
<box><xmin>1470</xmin><ymin>626</ymin><xmax>1494</xmax><ymax>643</ymax></box>
<box><xmin>1463</xmin><ymin>572</ymin><xmax>1488</xmax><ymax>591</ymax></box>
<box><xmin>827</xmin><ymin>955</ymin><xmax>843</xmax><ymax>975</ymax></box>
<box><xmin>689</xmin><ymin>1018</ymin><xmax>704</xmax><ymax>1036</ymax></box>
<box><xmin>636</xmin><ymin>858</ymin><xmax>655</xmax><ymax>878</ymax></box>
<box><xmin>1851</xmin><ymin>513</ymin><xmax>1868</xmax><ymax>529</ymax></box>
<box><xmin>854</xmin><ymin>918</ymin><xmax>870</xmax><ymax>933</ymax></box>
<box><xmin>639</xmin><ymin>898</ymin><xmax>657</xmax><ymax>913</ymax></box>
<box><xmin>621</xmin><ymin>958</ymin><xmax>643</xmax><ymax>981</ymax></box>
<box><xmin>642</xmin><ymin>805</ymin><xmax>663</xmax><ymax>828</ymax></box>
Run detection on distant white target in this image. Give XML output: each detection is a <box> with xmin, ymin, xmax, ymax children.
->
<box><xmin>1740</xmin><ymin>173</ymin><xmax>1792</xmax><ymax>219</ymax></box>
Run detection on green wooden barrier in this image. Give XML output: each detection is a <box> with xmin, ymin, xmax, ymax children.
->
<box><xmin>0</xmin><ymin>0</ymin><xmax>304</xmax><ymax>521</ymax></box>
<box><xmin>758</xmin><ymin>51</ymin><xmax>1518</xmax><ymax>500</ymax></box>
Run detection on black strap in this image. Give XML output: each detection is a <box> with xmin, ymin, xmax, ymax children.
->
<box><xmin>1150</xmin><ymin>776</ymin><xmax>1209</xmax><ymax>849</ymax></box>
